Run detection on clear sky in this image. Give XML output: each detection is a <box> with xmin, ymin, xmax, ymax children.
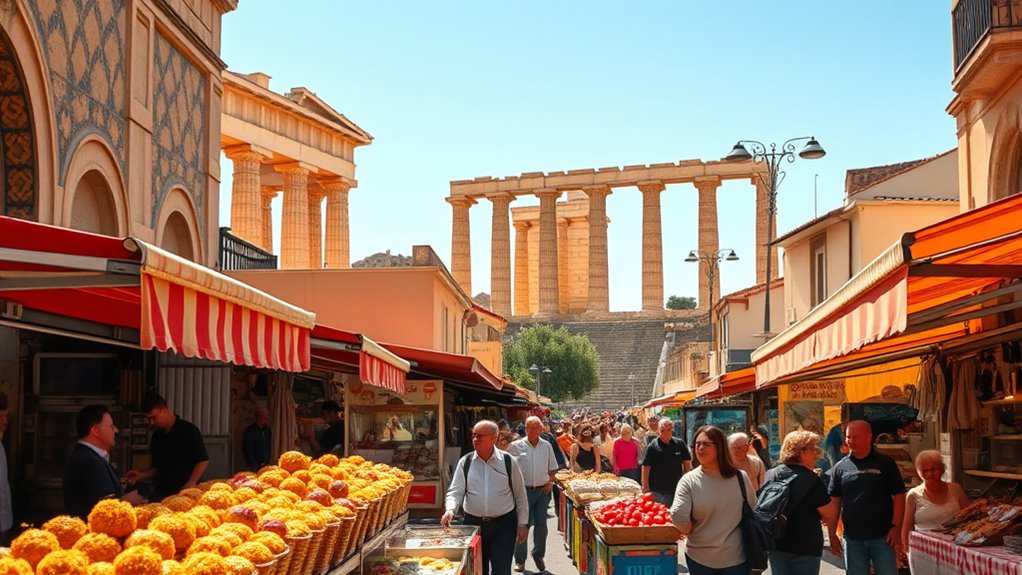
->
<box><xmin>219</xmin><ymin>2</ymin><xmax>956</xmax><ymax>311</ymax></box>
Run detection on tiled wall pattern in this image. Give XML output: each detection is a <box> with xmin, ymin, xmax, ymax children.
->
<box><xmin>26</xmin><ymin>0</ymin><xmax>127</xmax><ymax>185</ymax></box>
<box><xmin>0</xmin><ymin>29</ymin><xmax>37</xmax><ymax>218</ymax></box>
<box><xmin>151</xmin><ymin>32</ymin><xmax>206</xmax><ymax>231</ymax></box>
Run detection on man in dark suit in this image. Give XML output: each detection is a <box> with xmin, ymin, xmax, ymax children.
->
<box><xmin>64</xmin><ymin>405</ymin><xmax>144</xmax><ymax>519</ymax></box>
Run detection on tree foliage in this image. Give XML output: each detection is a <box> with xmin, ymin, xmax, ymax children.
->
<box><xmin>503</xmin><ymin>324</ymin><xmax>600</xmax><ymax>402</ymax></box>
<box><xmin>666</xmin><ymin>295</ymin><xmax>697</xmax><ymax>310</ymax></box>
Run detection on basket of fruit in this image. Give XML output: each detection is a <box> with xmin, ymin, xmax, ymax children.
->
<box><xmin>589</xmin><ymin>493</ymin><xmax>680</xmax><ymax>545</ymax></box>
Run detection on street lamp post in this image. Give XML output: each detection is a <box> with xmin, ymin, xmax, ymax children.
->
<box><xmin>529</xmin><ymin>364</ymin><xmax>552</xmax><ymax>398</ymax></box>
<box><xmin>724</xmin><ymin>137</ymin><xmax>825</xmax><ymax>338</ymax></box>
<box><xmin>685</xmin><ymin>249</ymin><xmax>739</xmax><ymax>373</ymax></box>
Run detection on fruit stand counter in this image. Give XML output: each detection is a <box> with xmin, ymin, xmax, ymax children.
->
<box><xmin>909</xmin><ymin>530</ymin><xmax>1022</xmax><ymax>575</ymax></box>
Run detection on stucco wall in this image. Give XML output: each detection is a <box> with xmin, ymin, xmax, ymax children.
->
<box><xmin>720</xmin><ymin>283</ymin><xmax>784</xmax><ymax>356</ymax></box>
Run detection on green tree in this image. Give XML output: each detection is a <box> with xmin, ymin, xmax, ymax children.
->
<box><xmin>666</xmin><ymin>295</ymin><xmax>697</xmax><ymax>310</ymax></box>
<box><xmin>503</xmin><ymin>324</ymin><xmax>600</xmax><ymax>402</ymax></box>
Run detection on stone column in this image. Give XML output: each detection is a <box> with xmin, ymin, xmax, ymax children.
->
<box><xmin>448</xmin><ymin>196</ymin><xmax>476</xmax><ymax>294</ymax></box>
<box><xmin>513</xmin><ymin>220</ymin><xmax>531</xmax><ymax>316</ymax></box>
<box><xmin>277</xmin><ymin>163</ymin><xmax>313</xmax><ymax>269</ymax></box>
<box><xmin>755</xmin><ymin>178</ymin><xmax>776</xmax><ymax>282</ymax></box>
<box><xmin>638</xmin><ymin>181</ymin><xmax>666</xmax><ymax>311</ymax></box>
<box><xmin>225</xmin><ymin>146</ymin><xmax>266</xmax><ymax>247</ymax></box>
<box><xmin>322</xmin><ymin>177</ymin><xmax>352</xmax><ymax>269</ymax></box>
<box><xmin>583</xmin><ymin>185</ymin><xmax>611</xmax><ymax>312</ymax></box>
<box><xmin>308</xmin><ymin>189</ymin><xmax>325</xmax><ymax>269</ymax></box>
<box><xmin>557</xmin><ymin>218</ymin><xmax>570</xmax><ymax>314</ymax></box>
<box><xmin>260</xmin><ymin>186</ymin><xmax>277</xmax><ymax>253</ymax></box>
<box><xmin>694</xmin><ymin>176</ymin><xmax>721</xmax><ymax>311</ymax></box>
<box><xmin>488</xmin><ymin>194</ymin><xmax>513</xmax><ymax>318</ymax></box>
<box><xmin>536</xmin><ymin>190</ymin><xmax>561</xmax><ymax>314</ymax></box>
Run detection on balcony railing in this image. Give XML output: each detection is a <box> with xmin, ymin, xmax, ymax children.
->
<box><xmin>218</xmin><ymin>227</ymin><xmax>277</xmax><ymax>271</ymax></box>
<box><xmin>954</xmin><ymin>0</ymin><xmax>1022</xmax><ymax>71</ymax></box>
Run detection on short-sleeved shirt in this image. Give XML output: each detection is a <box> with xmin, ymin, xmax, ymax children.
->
<box><xmin>641</xmin><ymin>436</ymin><xmax>691</xmax><ymax>494</ymax></box>
<box><xmin>765</xmin><ymin>464</ymin><xmax>831</xmax><ymax>556</ymax></box>
<box><xmin>150</xmin><ymin>416</ymin><xmax>208</xmax><ymax>498</ymax></box>
<box><xmin>828</xmin><ymin>449</ymin><xmax>907</xmax><ymax>539</ymax></box>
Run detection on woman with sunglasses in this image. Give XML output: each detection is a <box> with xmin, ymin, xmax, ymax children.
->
<box><xmin>670</xmin><ymin>425</ymin><xmax>755</xmax><ymax>575</ymax></box>
<box><xmin>763</xmin><ymin>430</ymin><xmax>839</xmax><ymax>575</ymax></box>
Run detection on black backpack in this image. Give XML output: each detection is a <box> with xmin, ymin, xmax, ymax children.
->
<box><xmin>753</xmin><ymin>465</ymin><xmax>814</xmax><ymax>542</ymax></box>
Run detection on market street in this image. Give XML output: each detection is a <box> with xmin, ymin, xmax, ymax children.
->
<box><xmin>530</xmin><ymin>502</ymin><xmax>847</xmax><ymax>575</ymax></box>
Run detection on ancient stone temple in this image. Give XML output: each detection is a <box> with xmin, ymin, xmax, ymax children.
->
<box><xmin>220</xmin><ymin>72</ymin><xmax>372</xmax><ymax>269</ymax></box>
<box><xmin>448</xmin><ymin>159</ymin><xmax>772</xmax><ymax>318</ymax></box>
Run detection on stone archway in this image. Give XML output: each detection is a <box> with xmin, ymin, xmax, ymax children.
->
<box><xmin>160</xmin><ymin>211</ymin><xmax>195</xmax><ymax>261</ymax></box>
<box><xmin>156</xmin><ymin>187</ymin><xmax>201</xmax><ymax>262</ymax></box>
<box><xmin>0</xmin><ymin>22</ymin><xmax>38</xmax><ymax>218</ymax></box>
<box><xmin>989</xmin><ymin>105</ymin><xmax>1022</xmax><ymax>203</ymax></box>
<box><xmin>68</xmin><ymin>170</ymin><xmax>118</xmax><ymax>236</ymax></box>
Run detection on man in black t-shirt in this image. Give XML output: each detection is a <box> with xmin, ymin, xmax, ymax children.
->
<box><xmin>127</xmin><ymin>396</ymin><xmax>209</xmax><ymax>499</ymax></box>
<box><xmin>828</xmin><ymin>420</ymin><xmax>906</xmax><ymax>575</ymax></box>
<box><xmin>308</xmin><ymin>400</ymin><xmax>345</xmax><ymax>456</ymax></box>
<box><xmin>640</xmin><ymin>419</ymin><xmax>691</xmax><ymax>507</ymax></box>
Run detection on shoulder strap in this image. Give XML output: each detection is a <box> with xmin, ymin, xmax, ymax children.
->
<box><xmin>460</xmin><ymin>452</ymin><xmax>473</xmax><ymax>484</ymax></box>
<box><xmin>737</xmin><ymin>472</ymin><xmax>750</xmax><ymax>505</ymax></box>
<box><xmin>777</xmin><ymin>465</ymin><xmax>816</xmax><ymax>510</ymax></box>
<box><xmin>503</xmin><ymin>450</ymin><xmax>513</xmax><ymax>493</ymax></box>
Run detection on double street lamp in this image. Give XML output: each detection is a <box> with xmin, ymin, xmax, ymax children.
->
<box><xmin>724</xmin><ymin>137</ymin><xmax>826</xmax><ymax>337</ymax></box>
<box><xmin>529</xmin><ymin>364</ymin><xmax>552</xmax><ymax>398</ymax></box>
<box><xmin>685</xmin><ymin>249</ymin><xmax>739</xmax><ymax>372</ymax></box>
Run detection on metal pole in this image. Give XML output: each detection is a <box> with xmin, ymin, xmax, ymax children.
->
<box><xmin>763</xmin><ymin>162</ymin><xmax>778</xmax><ymax>337</ymax></box>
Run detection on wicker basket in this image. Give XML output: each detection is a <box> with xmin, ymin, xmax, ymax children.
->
<box><xmin>332</xmin><ymin>516</ymin><xmax>357</xmax><ymax>564</ymax></box>
<box><xmin>312</xmin><ymin>520</ymin><xmax>341</xmax><ymax>574</ymax></box>
<box><xmin>253</xmin><ymin>557</ymin><xmax>277</xmax><ymax>575</ymax></box>
<box><xmin>366</xmin><ymin>498</ymin><xmax>383</xmax><ymax>535</ymax></box>
<box><xmin>299</xmin><ymin>527</ymin><xmax>326</xmax><ymax>575</ymax></box>
<box><xmin>352</xmin><ymin>505</ymin><xmax>371</xmax><ymax>547</ymax></box>
<box><xmin>284</xmin><ymin>534</ymin><xmax>312</xmax><ymax>575</ymax></box>
<box><xmin>269</xmin><ymin>545</ymin><xmax>292</xmax><ymax>575</ymax></box>
<box><xmin>397</xmin><ymin>481</ymin><xmax>412</xmax><ymax>510</ymax></box>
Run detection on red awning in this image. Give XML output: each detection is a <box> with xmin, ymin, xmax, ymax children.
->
<box><xmin>310</xmin><ymin>325</ymin><xmax>410</xmax><ymax>396</ymax></box>
<box><xmin>696</xmin><ymin>367</ymin><xmax>757</xmax><ymax>399</ymax></box>
<box><xmin>378</xmin><ymin>342</ymin><xmax>504</xmax><ymax>391</ymax></box>
<box><xmin>643</xmin><ymin>389</ymin><xmax>697</xmax><ymax>409</ymax></box>
<box><xmin>752</xmin><ymin>193</ymin><xmax>1022</xmax><ymax>387</ymax></box>
<box><xmin>0</xmin><ymin>217</ymin><xmax>315</xmax><ymax>372</ymax></box>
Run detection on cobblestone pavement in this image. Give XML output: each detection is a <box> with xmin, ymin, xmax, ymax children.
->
<box><xmin>527</xmin><ymin>502</ymin><xmax>847</xmax><ymax>575</ymax></box>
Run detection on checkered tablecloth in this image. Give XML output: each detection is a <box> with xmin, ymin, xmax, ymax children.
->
<box><xmin>909</xmin><ymin>530</ymin><xmax>1022</xmax><ymax>575</ymax></box>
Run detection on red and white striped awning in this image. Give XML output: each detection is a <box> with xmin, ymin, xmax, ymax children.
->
<box><xmin>0</xmin><ymin>217</ymin><xmax>315</xmax><ymax>372</ymax></box>
<box><xmin>311</xmin><ymin>325</ymin><xmax>409</xmax><ymax>396</ymax></box>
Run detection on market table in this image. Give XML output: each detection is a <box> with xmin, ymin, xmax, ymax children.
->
<box><xmin>909</xmin><ymin>530</ymin><xmax>1022</xmax><ymax>575</ymax></box>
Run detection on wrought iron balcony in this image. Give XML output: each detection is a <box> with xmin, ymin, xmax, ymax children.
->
<box><xmin>954</xmin><ymin>0</ymin><xmax>1022</xmax><ymax>71</ymax></box>
<box><xmin>218</xmin><ymin>227</ymin><xmax>277</xmax><ymax>271</ymax></box>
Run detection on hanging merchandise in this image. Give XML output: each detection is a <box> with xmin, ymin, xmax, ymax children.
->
<box><xmin>912</xmin><ymin>355</ymin><xmax>946</xmax><ymax>424</ymax></box>
<box><xmin>949</xmin><ymin>357</ymin><xmax>980</xmax><ymax>431</ymax></box>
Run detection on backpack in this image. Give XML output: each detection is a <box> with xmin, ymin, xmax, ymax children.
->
<box><xmin>460</xmin><ymin>450</ymin><xmax>514</xmax><ymax>493</ymax></box>
<box><xmin>752</xmin><ymin>465</ymin><xmax>814</xmax><ymax>542</ymax></box>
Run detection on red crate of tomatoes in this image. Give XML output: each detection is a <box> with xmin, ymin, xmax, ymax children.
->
<box><xmin>589</xmin><ymin>493</ymin><xmax>680</xmax><ymax>545</ymax></box>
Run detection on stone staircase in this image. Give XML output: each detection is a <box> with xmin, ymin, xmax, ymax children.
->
<box><xmin>507</xmin><ymin>312</ymin><xmax>708</xmax><ymax>411</ymax></box>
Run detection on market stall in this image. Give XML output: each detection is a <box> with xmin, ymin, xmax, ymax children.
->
<box><xmin>554</xmin><ymin>471</ymin><xmax>678</xmax><ymax>575</ymax></box>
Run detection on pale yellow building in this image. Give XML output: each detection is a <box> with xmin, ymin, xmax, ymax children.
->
<box><xmin>713</xmin><ymin>280</ymin><xmax>785</xmax><ymax>378</ymax></box>
<box><xmin>949</xmin><ymin>0</ymin><xmax>1022</xmax><ymax>209</ymax></box>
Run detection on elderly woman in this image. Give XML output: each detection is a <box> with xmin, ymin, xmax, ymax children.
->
<box><xmin>570</xmin><ymin>427</ymin><xmax>602</xmax><ymax>473</ymax></box>
<box><xmin>612</xmin><ymin>424</ymin><xmax>642</xmax><ymax>482</ymax></box>
<box><xmin>763</xmin><ymin>430</ymin><xmax>838</xmax><ymax>575</ymax></box>
<box><xmin>728</xmin><ymin>432</ymin><xmax>767</xmax><ymax>492</ymax></box>
<box><xmin>902</xmin><ymin>450</ymin><xmax>969</xmax><ymax>561</ymax></box>
<box><xmin>671</xmin><ymin>425</ymin><xmax>755</xmax><ymax>575</ymax></box>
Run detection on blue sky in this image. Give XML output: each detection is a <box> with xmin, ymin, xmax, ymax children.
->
<box><xmin>219</xmin><ymin>2</ymin><xmax>956</xmax><ymax>311</ymax></box>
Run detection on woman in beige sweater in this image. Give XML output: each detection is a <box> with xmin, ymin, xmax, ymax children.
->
<box><xmin>670</xmin><ymin>425</ymin><xmax>755</xmax><ymax>575</ymax></box>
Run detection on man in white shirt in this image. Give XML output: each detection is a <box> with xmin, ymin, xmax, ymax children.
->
<box><xmin>507</xmin><ymin>416</ymin><xmax>559</xmax><ymax>574</ymax></box>
<box><xmin>442</xmin><ymin>420</ymin><xmax>529</xmax><ymax>575</ymax></box>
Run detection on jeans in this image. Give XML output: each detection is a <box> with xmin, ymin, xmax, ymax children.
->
<box><xmin>685</xmin><ymin>555</ymin><xmax>750</xmax><ymax>575</ymax></box>
<box><xmin>514</xmin><ymin>488</ymin><xmax>551</xmax><ymax>566</ymax></box>
<box><xmin>768</xmin><ymin>550</ymin><xmax>822</xmax><ymax>575</ymax></box>
<box><xmin>842</xmin><ymin>537</ymin><xmax>897</xmax><ymax>575</ymax></box>
<box><xmin>464</xmin><ymin>511</ymin><xmax>518</xmax><ymax>575</ymax></box>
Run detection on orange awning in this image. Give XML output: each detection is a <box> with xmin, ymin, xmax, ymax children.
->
<box><xmin>643</xmin><ymin>389</ymin><xmax>697</xmax><ymax>409</ymax></box>
<box><xmin>696</xmin><ymin>367</ymin><xmax>757</xmax><ymax>400</ymax></box>
<box><xmin>753</xmin><ymin>193</ymin><xmax>1022</xmax><ymax>387</ymax></box>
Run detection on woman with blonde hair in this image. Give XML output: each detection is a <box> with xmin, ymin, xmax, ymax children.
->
<box><xmin>671</xmin><ymin>425</ymin><xmax>755</xmax><ymax>575</ymax></box>
<box><xmin>762</xmin><ymin>430</ymin><xmax>838</xmax><ymax>575</ymax></box>
<box><xmin>611</xmin><ymin>424</ymin><xmax>641</xmax><ymax>482</ymax></box>
<box><xmin>903</xmin><ymin>450</ymin><xmax>969</xmax><ymax>572</ymax></box>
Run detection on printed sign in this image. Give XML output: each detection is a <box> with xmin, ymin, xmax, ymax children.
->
<box><xmin>787</xmin><ymin>381</ymin><xmax>846</xmax><ymax>403</ymax></box>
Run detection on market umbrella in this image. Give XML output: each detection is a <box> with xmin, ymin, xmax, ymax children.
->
<box><xmin>269</xmin><ymin>372</ymin><xmax>299</xmax><ymax>460</ymax></box>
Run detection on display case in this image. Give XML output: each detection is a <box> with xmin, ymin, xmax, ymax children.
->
<box><xmin>346</xmin><ymin>379</ymin><xmax>445</xmax><ymax>508</ymax></box>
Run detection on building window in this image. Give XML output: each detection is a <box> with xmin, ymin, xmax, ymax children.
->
<box><xmin>442</xmin><ymin>304</ymin><xmax>449</xmax><ymax>351</ymax></box>
<box><xmin>810</xmin><ymin>235</ymin><xmax>827</xmax><ymax>307</ymax></box>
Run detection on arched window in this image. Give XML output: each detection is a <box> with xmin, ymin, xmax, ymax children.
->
<box><xmin>69</xmin><ymin>171</ymin><xmax>118</xmax><ymax>236</ymax></box>
<box><xmin>160</xmin><ymin>211</ymin><xmax>195</xmax><ymax>261</ymax></box>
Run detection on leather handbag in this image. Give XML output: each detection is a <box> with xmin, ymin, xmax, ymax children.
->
<box><xmin>737</xmin><ymin>473</ymin><xmax>771</xmax><ymax>571</ymax></box>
